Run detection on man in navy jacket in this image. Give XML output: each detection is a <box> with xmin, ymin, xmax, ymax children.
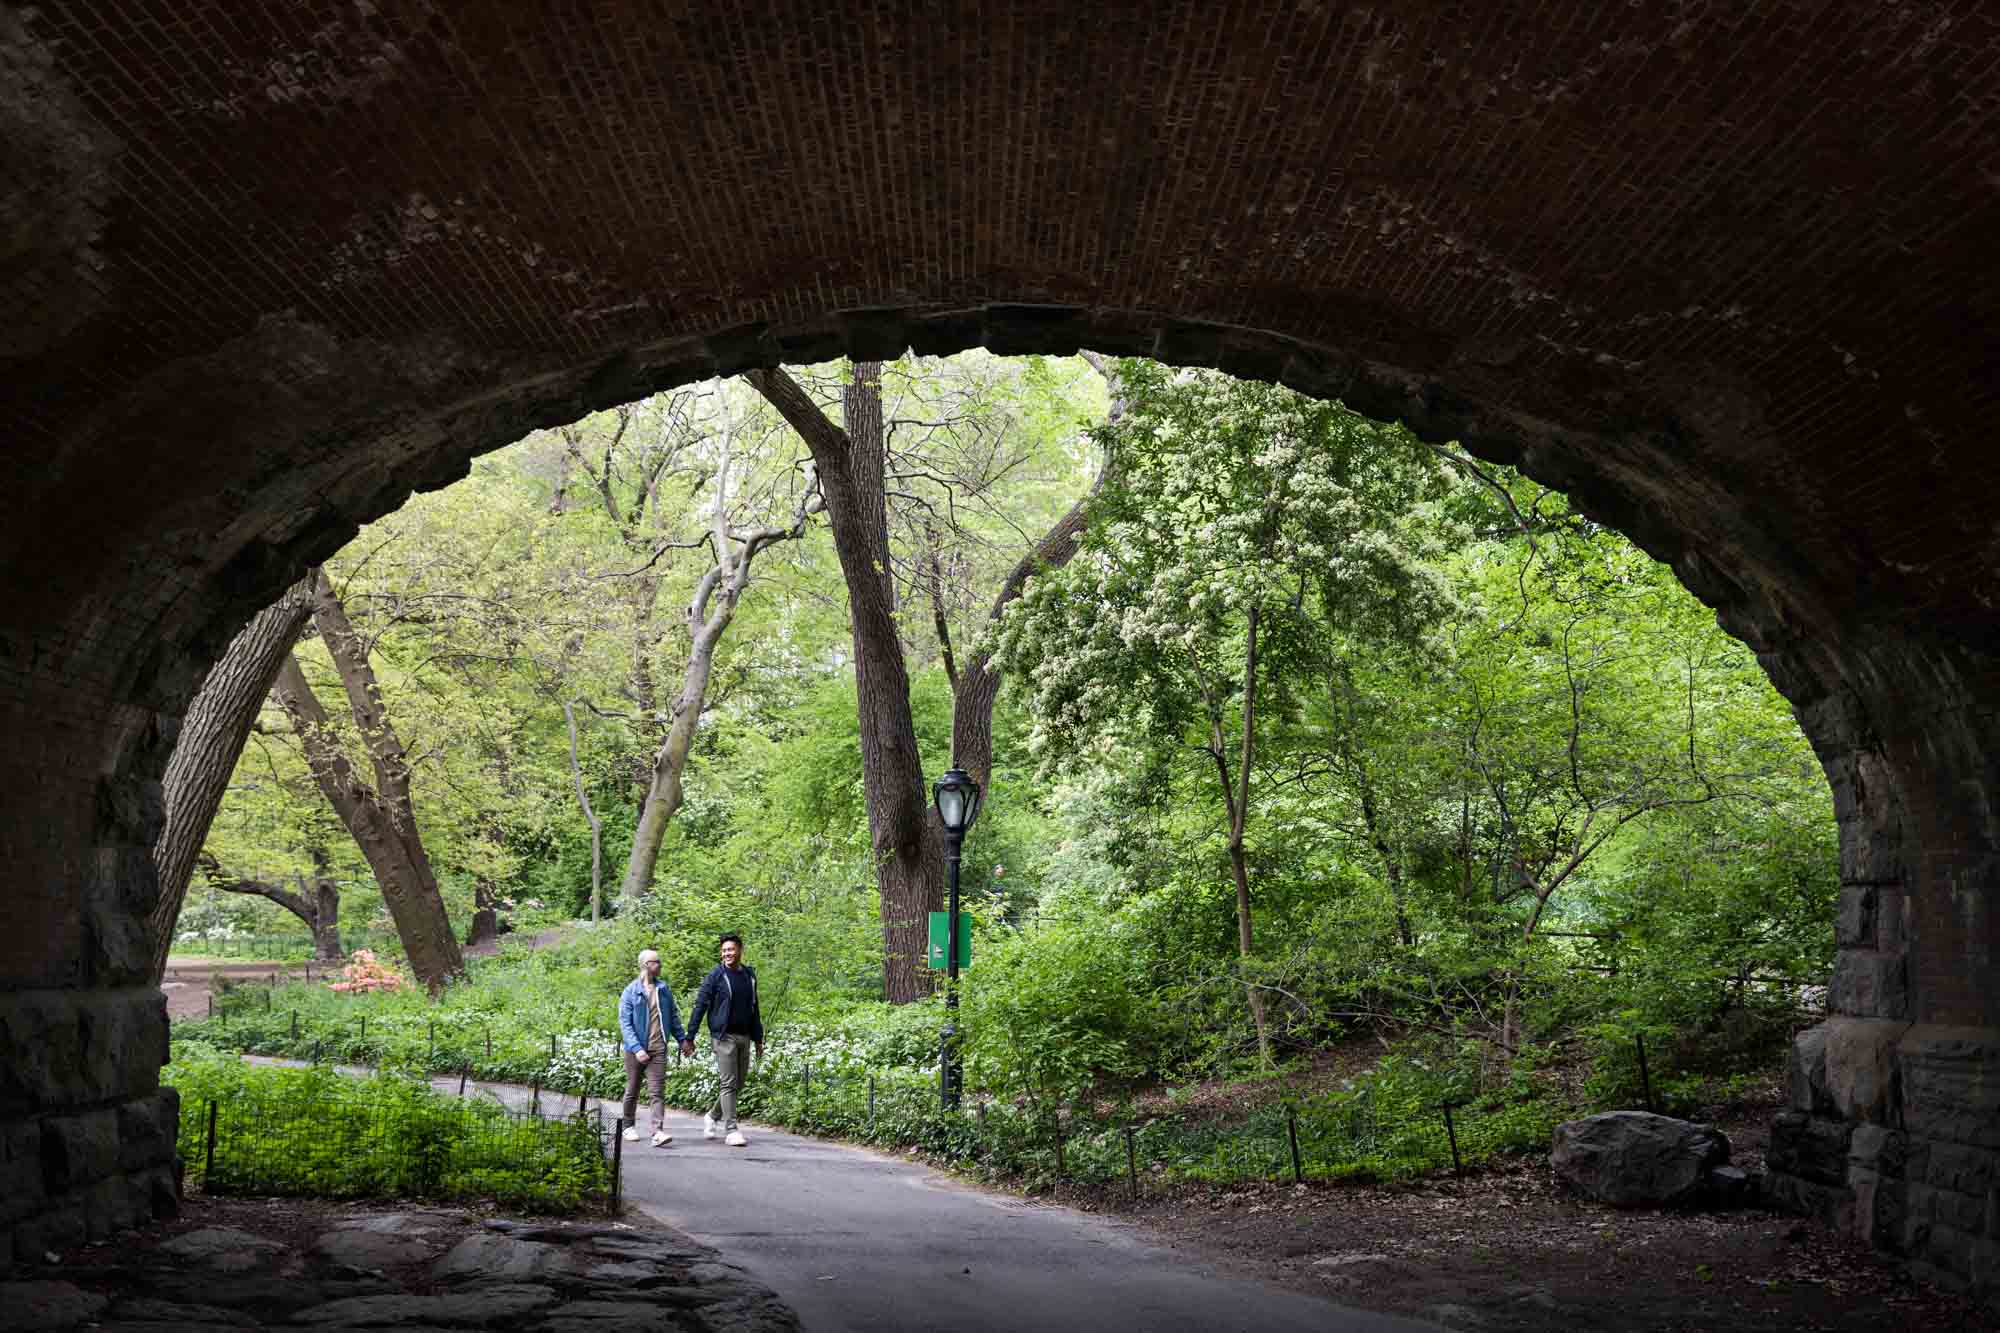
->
<box><xmin>685</xmin><ymin>932</ymin><xmax>764</xmax><ymax>1146</ymax></box>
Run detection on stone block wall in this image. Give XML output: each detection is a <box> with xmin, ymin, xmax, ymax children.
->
<box><xmin>1773</xmin><ymin>1022</ymin><xmax>2000</xmax><ymax>1295</ymax></box>
<box><xmin>1763</xmin><ymin>646</ymin><xmax>2000</xmax><ymax>1305</ymax></box>
<box><xmin>0</xmin><ymin>988</ymin><xmax>180</xmax><ymax>1267</ymax></box>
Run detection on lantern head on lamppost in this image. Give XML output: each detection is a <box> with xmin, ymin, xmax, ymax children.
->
<box><xmin>933</xmin><ymin>767</ymin><xmax>982</xmax><ymax>840</ymax></box>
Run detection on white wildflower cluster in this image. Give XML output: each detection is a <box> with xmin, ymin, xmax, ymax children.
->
<box><xmin>545</xmin><ymin>1025</ymin><xmax>622</xmax><ymax>1088</ymax></box>
<box><xmin>759</xmin><ymin>1026</ymin><xmax>880</xmax><ymax>1076</ymax></box>
<box><xmin>662</xmin><ymin>1057</ymin><xmax>720</xmax><ymax>1103</ymax></box>
<box><xmin>995</xmin><ymin>361</ymin><xmax>1473</xmax><ymax>782</ymax></box>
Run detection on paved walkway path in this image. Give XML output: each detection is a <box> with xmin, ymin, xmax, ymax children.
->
<box><xmin>241</xmin><ymin>1059</ymin><xmax>1439</xmax><ymax>1333</ymax></box>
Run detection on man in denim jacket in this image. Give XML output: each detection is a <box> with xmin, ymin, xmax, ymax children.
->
<box><xmin>618</xmin><ymin>948</ymin><xmax>692</xmax><ymax>1146</ymax></box>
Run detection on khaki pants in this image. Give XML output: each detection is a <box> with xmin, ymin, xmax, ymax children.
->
<box><xmin>622</xmin><ymin>1044</ymin><xmax>667</xmax><ymax>1130</ymax></box>
<box><xmin>710</xmin><ymin>1034</ymin><xmax>752</xmax><ymax>1131</ymax></box>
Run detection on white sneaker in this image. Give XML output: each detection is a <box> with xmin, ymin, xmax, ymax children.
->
<box><xmin>702</xmin><ymin>1113</ymin><xmax>720</xmax><ymax>1140</ymax></box>
<box><xmin>725</xmin><ymin>1129</ymin><xmax>747</xmax><ymax>1147</ymax></box>
<box><xmin>621</xmin><ymin>1126</ymin><xmax>640</xmax><ymax>1142</ymax></box>
<box><xmin>651</xmin><ymin>1129</ymin><xmax>672</xmax><ymax>1146</ymax></box>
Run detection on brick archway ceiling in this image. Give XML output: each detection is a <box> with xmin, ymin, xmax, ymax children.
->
<box><xmin>3</xmin><ymin>2</ymin><xmax>1996</xmax><ymax>652</ymax></box>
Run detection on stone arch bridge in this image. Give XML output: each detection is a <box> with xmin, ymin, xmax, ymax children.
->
<box><xmin>2</xmin><ymin>0</ymin><xmax>1995</xmax><ymax>1299</ymax></box>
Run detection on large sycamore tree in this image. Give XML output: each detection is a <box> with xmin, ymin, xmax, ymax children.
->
<box><xmin>749</xmin><ymin>356</ymin><xmax>1114</xmax><ymax>1001</ymax></box>
<box><xmin>271</xmin><ymin>569</ymin><xmax>465</xmax><ymax>992</ymax></box>
<box><xmin>615</xmin><ymin>390</ymin><xmax>820</xmax><ymax>906</ymax></box>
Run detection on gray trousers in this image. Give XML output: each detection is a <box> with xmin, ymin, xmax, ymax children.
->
<box><xmin>622</xmin><ymin>1044</ymin><xmax>667</xmax><ymax>1130</ymax></box>
<box><xmin>710</xmin><ymin>1034</ymin><xmax>752</xmax><ymax>1131</ymax></box>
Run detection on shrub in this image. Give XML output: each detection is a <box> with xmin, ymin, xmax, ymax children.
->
<box><xmin>169</xmin><ymin>1048</ymin><xmax>609</xmax><ymax>1212</ymax></box>
<box><xmin>961</xmin><ymin>923</ymin><xmax>1158</xmax><ymax>1107</ymax></box>
<box><xmin>327</xmin><ymin>949</ymin><xmax>407</xmax><ymax>994</ymax></box>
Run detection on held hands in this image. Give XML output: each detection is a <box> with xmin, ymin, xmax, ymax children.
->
<box><xmin>679</xmin><ymin>1039</ymin><xmax>695</xmax><ymax>1057</ymax></box>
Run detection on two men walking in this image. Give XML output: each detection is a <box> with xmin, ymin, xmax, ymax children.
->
<box><xmin>617</xmin><ymin>933</ymin><xmax>764</xmax><ymax>1149</ymax></box>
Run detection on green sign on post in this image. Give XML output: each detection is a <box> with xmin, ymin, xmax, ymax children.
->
<box><xmin>927</xmin><ymin>912</ymin><xmax>973</xmax><ymax>970</ymax></box>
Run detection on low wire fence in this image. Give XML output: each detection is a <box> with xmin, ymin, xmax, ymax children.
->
<box><xmin>736</xmin><ymin>1061</ymin><xmax>1554</xmax><ymax>1195</ymax></box>
<box><xmin>178</xmin><ymin>1068</ymin><xmax>619</xmax><ymax>1214</ymax></box>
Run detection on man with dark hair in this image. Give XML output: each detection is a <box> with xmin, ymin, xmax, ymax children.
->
<box><xmin>686</xmin><ymin>931</ymin><xmax>764</xmax><ymax>1147</ymax></box>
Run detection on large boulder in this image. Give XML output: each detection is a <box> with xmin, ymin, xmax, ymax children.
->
<box><xmin>1552</xmin><ymin>1111</ymin><xmax>1731</xmax><ymax>1207</ymax></box>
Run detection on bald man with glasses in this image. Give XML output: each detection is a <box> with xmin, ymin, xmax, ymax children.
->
<box><xmin>618</xmin><ymin>948</ymin><xmax>692</xmax><ymax>1146</ymax></box>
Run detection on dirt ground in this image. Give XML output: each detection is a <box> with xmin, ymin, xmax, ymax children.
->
<box><xmin>1040</xmin><ymin>1106</ymin><xmax>1995</xmax><ymax>1332</ymax></box>
<box><xmin>160</xmin><ymin>961</ymin><xmax>315</xmax><ymax>1022</ymax></box>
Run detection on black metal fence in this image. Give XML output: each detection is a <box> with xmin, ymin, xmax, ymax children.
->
<box><xmin>182</xmin><ymin>979</ymin><xmax>1747</xmax><ymax>1202</ymax></box>
<box><xmin>735</xmin><ymin>1058</ymin><xmax>1550</xmax><ymax>1197</ymax></box>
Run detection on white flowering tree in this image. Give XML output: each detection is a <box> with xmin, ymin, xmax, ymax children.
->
<box><xmin>998</xmin><ymin>362</ymin><xmax>1460</xmax><ymax>1064</ymax></box>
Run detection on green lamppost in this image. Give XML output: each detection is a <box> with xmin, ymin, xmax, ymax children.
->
<box><xmin>933</xmin><ymin>765</ymin><xmax>982</xmax><ymax>1110</ymax></box>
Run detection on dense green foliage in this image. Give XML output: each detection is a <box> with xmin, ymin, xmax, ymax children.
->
<box><xmin>179</xmin><ymin>944</ymin><xmax>1552</xmax><ymax>1191</ymax></box>
<box><xmin>168</xmin><ymin>1041</ymin><xmax>609</xmax><ymax>1211</ymax></box>
<box><xmin>179</xmin><ymin>352</ymin><xmax>1838</xmax><ymax>1193</ymax></box>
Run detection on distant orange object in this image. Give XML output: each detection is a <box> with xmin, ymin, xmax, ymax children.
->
<box><xmin>327</xmin><ymin>949</ymin><xmax>407</xmax><ymax>993</ymax></box>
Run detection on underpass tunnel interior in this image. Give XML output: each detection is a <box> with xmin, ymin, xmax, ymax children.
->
<box><xmin>2</xmin><ymin>0</ymin><xmax>1996</xmax><ymax>1295</ymax></box>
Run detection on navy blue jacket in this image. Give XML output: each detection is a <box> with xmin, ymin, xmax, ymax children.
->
<box><xmin>686</xmin><ymin>963</ymin><xmax>763</xmax><ymax>1042</ymax></box>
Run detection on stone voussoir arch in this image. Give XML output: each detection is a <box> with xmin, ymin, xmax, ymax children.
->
<box><xmin>10</xmin><ymin>301</ymin><xmax>1991</xmax><ymax>1297</ymax></box>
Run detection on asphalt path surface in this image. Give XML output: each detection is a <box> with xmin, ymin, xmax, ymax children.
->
<box><xmin>241</xmin><ymin>1058</ymin><xmax>1438</xmax><ymax>1333</ymax></box>
<box><xmin>627</xmin><ymin>1105</ymin><xmax>1439</xmax><ymax>1333</ymax></box>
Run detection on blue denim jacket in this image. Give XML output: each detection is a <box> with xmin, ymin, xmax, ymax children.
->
<box><xmin>618</xmin><ymin>976</ymin><xmax>686</xmax><ymax>1053</ymax></box>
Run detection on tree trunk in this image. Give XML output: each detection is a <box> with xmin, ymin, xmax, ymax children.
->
<box><xmin>309</xmin><ymin>877</ymin><xmax>342</xmax><ymax>960</ymax></box>
<box><xmin>626</xmin><ymin>571</ymin><xmax>664</xmax><ymax>804</ymax></box>
<box><xmin>618</xmin><ymin>578</ymin><xmax>724</xmax><ymax>904</ymax></box>
<box><xmin>271</xmin><ymin>570</ymin><xmax>465</xmax><ymax>993</ymax></box>
<box><xmin>619</xmin><ymin>438</ymin><xmax>815</xmax><ymax>904</ymax></box>
<box><xmin>563</xmin><ymin>700</ymin><xmax>604</xmax><ymax>923</ymax></box>
<box><xmin>1225</xmin><ymin>833</ymin><xmax>1273</xmax><ymax>1065</ymax></box>
<box><xmin>1209</xmin><ymin>607</ymin><xmax>1273</xmax><ymax>1067</ymax></box>
<box><xmin>465</xmin><ymin>880</ymin><xmax>500</xmax><ymax>950</ymax></box>
<box><xmin>147</xmin><ymin>576</ymin><xmax>316</xmax><ymax>982</ymax></box>
<box><xmin>749</xmin><ymin>363</ymin><xmax>944</xmax><ymax>1002</ymax></box>
<box><xmin>198</xmin><ymin>853</ymin><xmax>342</xmax><ymax>960</ymax></box>
<box><xmin>302</xmin><ymin>843</ymin><xmax>345</xmax><ymax>961</ymax></box>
